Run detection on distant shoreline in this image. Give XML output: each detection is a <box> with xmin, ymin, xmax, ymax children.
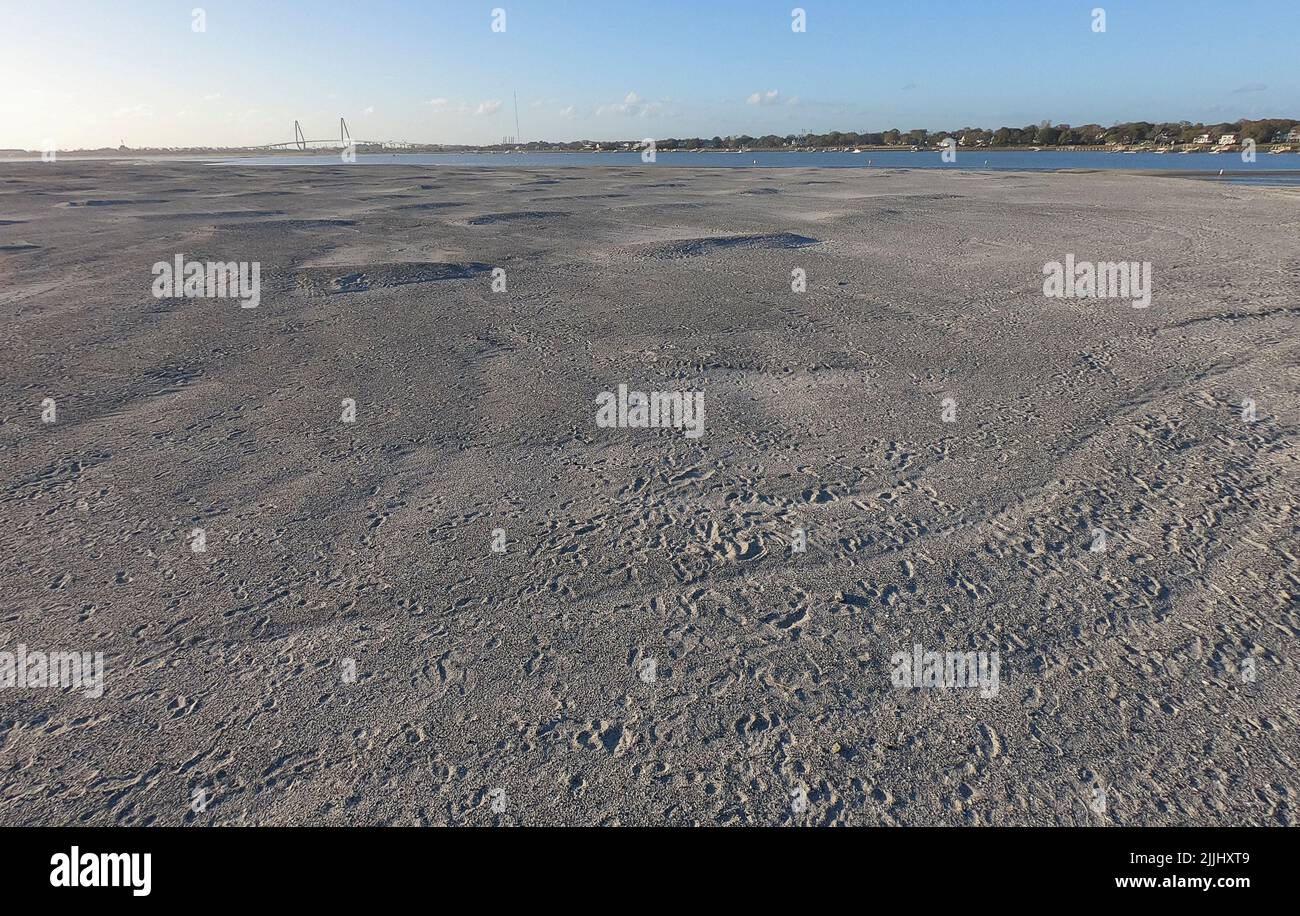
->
<box><xmin>10</xmin><ymin>142</ymin><xmax>1300</xmax><ymax>161</ymax></box>
<box><xmin>5</xmin><ymin>144</ymin><xmax>1297</xmax><ymax>160</ymax></box>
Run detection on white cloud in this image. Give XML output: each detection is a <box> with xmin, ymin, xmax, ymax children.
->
<box><xmin>362</xmin><ymin>105</ymin><xmax>375</xmax><ymax>116</ymax></box>
<box><xmin>223</xmin><ymin>108</ymin><xmax>265</xmax><ymax>125</ymax></box>
<box><xmin>746</xmin><ymin>90</ymin><xmax>782</xmax><ymax>106</ymax></box>
<box><xmin>595</xmin><ymin>90</ymin><xmax>663</xmax><ymax>118</ymax></box>
<box><xmin>425</xmin><ymin>98</ymin><xmax>450</xmax><ymax>110</ymax></box>
<box><xmin>112</xmin><ymin>104</ymin><xmax>154</xmax><ymax>119</ymax></box>
<box><xmin>558</xmin><ymin>105</ymin><xmax>577</xmax><ymax>119</ymax></box>
<box><xmin>202</xmin><ymin>92</ymin><xmax>222</xmax><ymax>102</ymax></box>
<box><xmin>474</xmin><ymin>99</ymin><xmax>504</xmax><ymax>116</ymax></box>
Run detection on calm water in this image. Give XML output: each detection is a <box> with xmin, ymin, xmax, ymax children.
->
<box><xmin>218</xmin><ymin>149</ymin><xmax>1300</xmax><ymax>183</ymax></box>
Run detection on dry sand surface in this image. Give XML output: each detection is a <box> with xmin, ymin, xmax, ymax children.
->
<box><xmin>0</xmin><ymin>161</ymin><xmax>1297</xmax><ymax>826</ymax></box>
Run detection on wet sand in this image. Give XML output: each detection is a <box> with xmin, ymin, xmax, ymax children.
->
<box><xmin>0</xmin><ymin>161</ymin><xmax>1296</xmax><ymax>825</ymax></box>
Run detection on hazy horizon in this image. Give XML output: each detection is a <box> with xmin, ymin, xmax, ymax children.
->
<box><xmin>5</xmin><ymin>0</ymin><xmax>1299</xmax><ymax>150</ymax></box>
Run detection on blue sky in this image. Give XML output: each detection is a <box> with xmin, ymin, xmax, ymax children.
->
<box><xmin>4</xmin><ymin>0</ymin><xmax>1298</xmax><ymax>148</ymax></box>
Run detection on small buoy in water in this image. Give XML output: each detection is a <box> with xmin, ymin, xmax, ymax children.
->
<box><xmin>1219</xmin><ymin>168</ymin><xmax>1225</xmax><ymax>176</ymax></box>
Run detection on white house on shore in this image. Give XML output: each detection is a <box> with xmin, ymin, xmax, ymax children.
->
<box><xmin>1217</xmin><ymin>133</ymin><xmax>1239</xmax><ymax>147</ymax></box>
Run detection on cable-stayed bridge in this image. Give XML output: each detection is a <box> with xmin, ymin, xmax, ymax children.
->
<box><xmin>255</xmin><ymin>119</ymin><xmax>414</xmax><ymax>151</ymax></box>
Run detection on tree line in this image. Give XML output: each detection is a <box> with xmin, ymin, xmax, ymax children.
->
<box><xmin>515</xmin><ymin>118</ymin><xmax>1299</xmax><ymax>151</ymax></box>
